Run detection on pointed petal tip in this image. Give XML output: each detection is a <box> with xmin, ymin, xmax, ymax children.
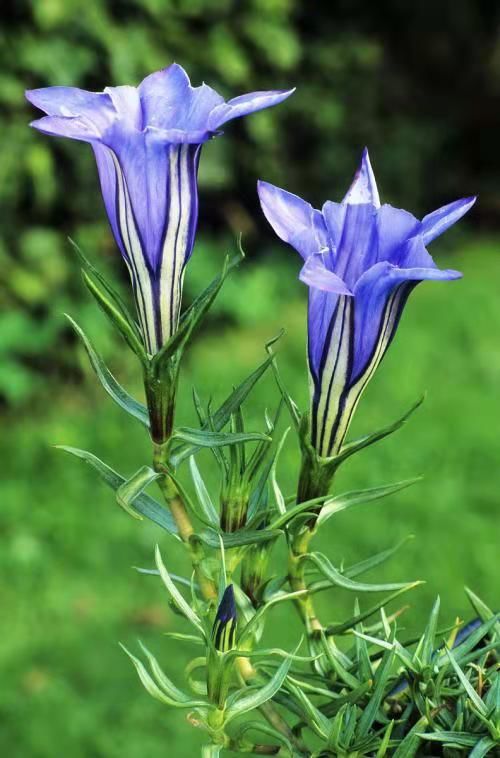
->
<box><xmin>344</xmin><ymin>147</ymin><xmax>380</xmax><ymax>208</ymax></box>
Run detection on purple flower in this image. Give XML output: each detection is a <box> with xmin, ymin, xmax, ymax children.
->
<box><xmin>26</xmin><ymin>64</ymin><xmax>294</xmax><ymax>354</ymax></box>
<box><xmin>258</xmin><ymin>150</ymin><xmax>475</xmax><ymax>458</ymax></box>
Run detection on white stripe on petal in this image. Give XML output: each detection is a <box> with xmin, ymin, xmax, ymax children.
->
<box><xmin>109</xmin><ymin>150</ymin><xmax>158</xmax><ymax>354</ymax></box>
<box><xmin>326</xmin><ymin>286</ymin><xmax>407</xmax><ymax>455</ymax></box>
<box><xmin>159</xmin><ymin>144</ymin><xmax>193</xmax><ymax>343</ymax></box>
<box><xmin>313</xmin><ymin>297</ymin><xmax>353</xmax><ymax>457</ymax></box>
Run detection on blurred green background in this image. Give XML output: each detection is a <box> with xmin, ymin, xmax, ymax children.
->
<box><xmin>1</xmin><ymin>1</ymin><xmax>499</xmax><ymax>755</ymax></box>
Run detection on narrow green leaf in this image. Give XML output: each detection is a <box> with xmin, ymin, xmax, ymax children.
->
<box><xmin>116</xmin><ymin>466</ymin><xmax>161</xmax><ymax>520</ymax></box>
<box><xmin>326</xmin><ymin>582</ymin><xmax>423</xmax><ymax>635</ymax></box>
<box><xmin>66</xmin><ymin>315</ymin><xmax>149</xmax><ymax>427</ymax></box>
<box><xmin>138</xmin><ymin>641</ymin><xmax>195</xmax><ymax>703</ymax></box>
<box><xmin>68</xmin><ymin>237</ymin><xmax>142</xmax><ymax>342</ymax></box>
<box><xmin>345</xmin><ymin>536</ymin><xmax>415</xmax><ymax>579</ymax></box>
<box><xmin>189</xmin><ymin>457</ymin><xmax>219</xmax><ymax>527</ymax></box>
<box><xmin>469</xmin><ymin>737</ymin><xmax>497</xmax><ymax>758</ymax></box>
<box><xmin>418</xmin><ymin>596</ymin><xmax>441</xmax><ymax>665</ymax></box>
<box><xmin>335</xmin><ymin>395</ymin><xmax>425</xmax><ymax>465</ymax></box>
<box><xmin>439</xmin><ymin>616</ymin><xmax>500</xmax><ymax>667</ymax></box>
<box><xmin>56</xmin><ymin>446</ymin><xmax>178</xmax><ymax>536</ymax></box>
<box><xmin>265</xmin><ymin>333</ymin><xmax>301</xmax><ymax>430</ymax></box>
<box><xmin>465</xmin><ymin>587</ymin><xmax>500</xmax><ymax>638</ymax></box>
<box><xmin>446</xmin><ymin>648</ymin><xmax>487</xmax><ymax>715</ymax></box>
<box><xmin>198</xmin><ymin>528</ymin><xmax>281</xmax><ymax>549</ymax></box>
<box><xmin>155</xmin><ymin>545</ymin><xmax>204</xmax><ymax>634</ymax></box>
<box><xmin>304</xmin><ymin>552</ymin><xmax>414</xmax><ymax>593</ymax></box>
<box><xmin>120</xmin><ymin>644</ymin><xmax>206</xmax><ymax>709</ymax></box>
<box><xmin>317</xmin><ymin>478</ymin><xmax>421</xmax><ymax>527</ymax></box>
<box><xmin>172</xmin><ymin>427</ymin><xmax>270</xmax><ymax>449</ymax></box>
<box><xmin>418</xmin><ymin>732</ymin><xmax>482</xmax><ymax>748</ymax></box>
<box><xmin>82</xmin><ymin>270</ymin><xmax>147</xmax><ymax>363</ymax></box>
<box><xmin>376</xmin><ymin>720</ymin><xmax>395</xmax><ymax>757</ymax></box>
<box><xmin>225</xmin><ymin>653</ymin><xmax>294</xmax><ymax>723</ymax></box>
<box><xmin>357</xmin><ymin>643</ymin><xmax>395</xmax><ymax>738</ymax></box>
<box><xmin>170</xmin><ymin>354</ymin><xmax>274</xmax><ymax>467</ymax></box>
<box><xmin>392</xmin><ymin>716</ymin><xmax>427</xmax><ymax>758</ymax></box>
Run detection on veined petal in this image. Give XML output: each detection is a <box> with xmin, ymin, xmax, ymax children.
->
<box><xmin>26</xmin><ymin>87</ymin><xmax>115</xmax><ymax>137</ymax></box>
<box><xmin>208</xmin><ymin>88</ymin><xmax>295</xmax><ymax>131</ymax></box>
<box><xmin>257</xmin><ymin>181</ymin><xmax>328</xmax><ymax>260</ymax></box>
<box><xmin>343</xmin><ymin>147</ymin><xmax>380</xmax><ymax>208</ymax></box>
<box><xmin>299</xmin><ymin>254</ymin><xmax>352</xmax><ymax>295</ymax></box>
<box><xmin>310</xmin><ymin>296</ymin><xmax>354</xmax><ymax>457</ymax></box>
<box><xmin>420</xmin><ymin>196</ymin><xmax>476</xmax><ymax>244</ymax></box>
<box><xmin>351</xmin><ymin>256</ymin><xmax>461</xmax><ymax>382</ymax></box>
<box><xmin>138</xmin><ymin>63</ymin><xmax>223</xmax><ymax>133</ymax></box>
<box><xmin>30</xmin><ymin>115</ymin><xmax>102</xmax><ymax>142</ymax></box>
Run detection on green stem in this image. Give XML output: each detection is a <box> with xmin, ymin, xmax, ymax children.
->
<box><xmin>152</xmin><ymin>444</ymin><xmax>301</xmax><ymax>751</ymax></box>
<box><xmin>288</xmin><ymin>457</ymin><xmax>333</xmax><ymax>639</ymax></box>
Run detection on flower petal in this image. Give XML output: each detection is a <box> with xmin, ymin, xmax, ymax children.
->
<box><xmin>352</xmin><ymin>251</ymin><xmax>461</xmax><ymax>382</ymax></box>
<box><xmin>257</xmin><ymin>180</ymin><xmax>328</xmax><ymax>260</ymax></box>
<box><xmin>208</xmin><ymin>89</ymin><xmax>295</xmax><ymax>131</ymax></box>
<box><xmin>343</xmin><ymin>147</ymin><xmax>381</xmax><ymax>208</ymax></box>
<box><xmin>299</xmin><ymin>253</ymin><xmax>352</xmax><ymax>295</ymax></box>
<box><xmin>29</xmin><ymin>115</ymin><xmax>102</xmax><ymax>141</ymax></box>
<box><xmin>138</xmin><ymin>63</ymin><xmax>223</xmax><ymax>133</ymax></box>
<box><xmin>420</xmin><ymin>196</ymin><xmax>476</xmax><ymax>245</ymax></box>
<box><xmin>26</xmin><ymin>87</ymin><xmax>115</xmax><ymax>135</ymax></box>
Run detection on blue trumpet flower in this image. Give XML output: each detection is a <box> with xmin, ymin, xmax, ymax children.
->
<box><xmin>26</xmin><ymin>64</ymin><xmax>294</xmax><ymax>354</ymax></box>
<box><xmin>258</xmin><ymin>150</ymin><xmax>475</xmax><ymax>458</ymax></box>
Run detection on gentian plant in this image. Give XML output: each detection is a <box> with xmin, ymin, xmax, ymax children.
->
<box><xmin>27</xmin><ymin>65</ymin><xmax>498</xmax><ymax>757</ymax></box>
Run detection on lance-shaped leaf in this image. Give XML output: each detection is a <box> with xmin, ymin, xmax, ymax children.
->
<box><xmin>345</xmin><ymin>536</ymin><xmax>414</xmax><ymax>580</ymax></box>
<box><xmin>445</xmin><ymin>648</ymin><xmax>488</xmax><ymax>715</ymax></box>
<box><xmin>225</xmin><ymin>652</ymin><xmax>294</xmax><ymax>724</ymax></box>
<box><xmin>68</xmin><ymin>238</ymin><xmax>143</xmax><ymax>344</ymax></box>
<box><xmin>326</xmin><ymin>582</ymin><xmax>423</xmax><ymax>635</ymax></box>
<box><xmin>317</xmin><ymin>477</ymin><xmax>421</xmax><ymax>527</ymax></box>
<box><xmin>392</xmin><ymin>716</ymin><xmax>427</xmax><ymax>758</ymax></box>
<box><xmin>171</xmin><ymin>427</ymin><xmax>271</xmax><ymax>449</ymax></box>
<box><xmin>303</xmin><ymin>551</ymin><xmax>414</xmax><ymax>593</ymax></box>
<box><xmin>56</xmin><ymin>446</ymin><xmax>179</xmax><ymax>536</ymax></box>
<box><xmin>334</xmin><ymin>395</ymin><xmax>425</xmax><ymax>466</ymax></box>
<box><xmin>198</xmin><ymin>528</ymin><xmax>282</xmax><ymax>549</ymax></box>
<box><xmin>138</xmin><ymin>641</ymin><xmax>198</xmax><ymax>704</ymax></box>
<box><xmin>469</xmin><ymin>738</ymin><xmax>498</xmax><ymax>758</ymax></box>
<box><xmin>357</xmin><ymin>643</ymin><xmax>396</xmax><ymax>738</ymax></box>
<box><xmin>170</xmin><ymin>354</ymin><xmax>274</xmax><ymax>468</ymax></box>
<box><xmin>66</xmin><ymin>314</ymin><xmax>149</xmax><ymax>428</ymax></box>
<box><xmin>154</xmin><ymin>545</ymin><xmax>205</xmax><ymax>635</ymax></box>
<box><xmin>414</xmin><ymin>596</ymin><xmax>441</xmax><ymax>666</ymax></box>
<box><xmin>82</xmin><ymin>270</ymin><xmax>147</xmax><ymax>363</ymax></box>
<box><xmin>416</xmin><ymin>732</ymin><xmax>484</xmax><ymax>749</ymax></box>
<box><xmin>465</xmin><ymin>587</ymin><xmax>500</xmax><ymax>639</ymax></box>
<box><xmin>189</xmin><ymin>457</ymin><xmax>219</xmax><ymax>527</ymax></box>
<box><xmin>287</xmin><ymin>681</ymin><xmax>331</xmax><ymax>740</ymax></box>
<box><xmin>265</xmin><ymin>332</ymin><xmax>301</xmax><ymax>431</ymax></box>
<box><xmin>116</xmin><ymin>466</ymin><xmax>162</xmax><ymax>520</ymax></box>
<box><xmin>120</xmin><ymin>644</ymin><xmax>206</xmax><ymax>709</ymax></box>
<box><xmin>438</xmin><ymin>615</ymin><xmax>499</xmax><ymax>668</ymax></box>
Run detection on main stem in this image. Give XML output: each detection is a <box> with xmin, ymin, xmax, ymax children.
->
<box><xmin>152</xmin><ymin>443</ymin><xmax>299</xmax><ymax>753</ymax></box>
<box><xmin>288</xmin><ymin>458</ymin><xmax>332</xmax><ymax>638</ymax></box>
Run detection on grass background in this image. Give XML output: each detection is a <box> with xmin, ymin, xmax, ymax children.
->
<box><xmin>2</xmin><ymin>235</ymin><xmax>498</xmax><ymax>756</ymax></box>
